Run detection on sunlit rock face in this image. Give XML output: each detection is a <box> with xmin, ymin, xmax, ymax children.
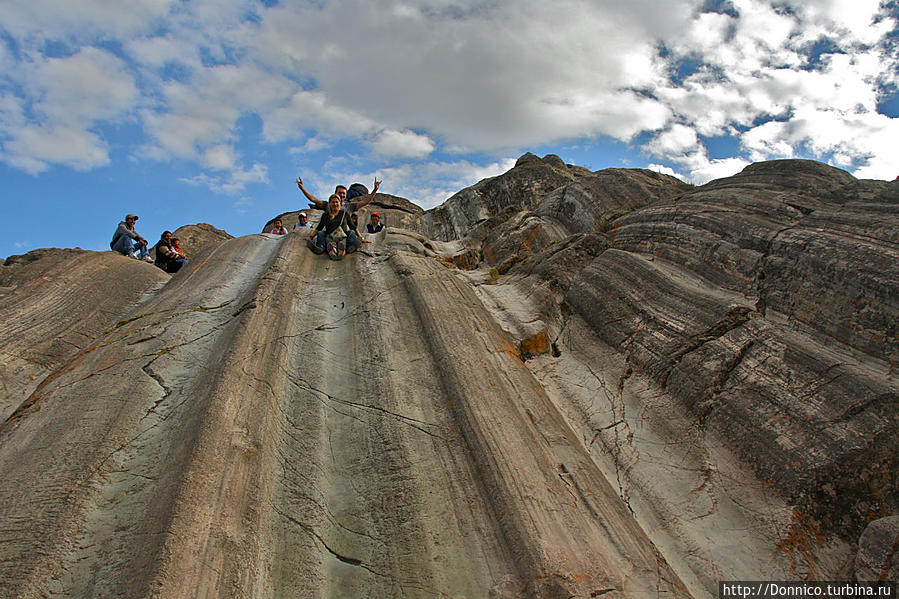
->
<box><xmin>0</xmin><ymin>156</ymin><xmax>894</xmax><ymax>598</ymax></box>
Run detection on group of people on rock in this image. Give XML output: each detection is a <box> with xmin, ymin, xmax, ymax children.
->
<box><xmin>110</xmin><ymin>176</ymin><xmax>386</xmax><ymax>270</ymax></box>
<box><xmin>109</xmin><ymin>214</ymin><xmax>187</xmax><ymax>273</ymax></box>
<box><xmin>286</xmin><ymin>176</ymin><xmax>385</xmax><ymax>260</ymax></box>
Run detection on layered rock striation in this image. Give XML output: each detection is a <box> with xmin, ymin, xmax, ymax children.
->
<box><xmin>0</xmin><ymin>155</ymin><xmax>895</xmax><ymax>597</ymax></box>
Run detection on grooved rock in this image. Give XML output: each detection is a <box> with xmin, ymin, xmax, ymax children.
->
<box><xmin>0</xmin><ymin>233</ymin><xmax>688</xmax><ymax>599</ymax></box>
<box><xmin>855</xmin><ymin>516</ymin><xmax>899</xmax><ymax>582</ymax></box>
<box><xmin>0</xmin><ymin>157</ymin><xmax>895</xmax><ymax>598</ymax></box>
<box><xmin>564</xmin><ymin>160</ymin><xmax>898</xmax><ymax>536</ymax></box>
<box><xmin>422</xmin><ymin>153</ymin><xmax>591</xmax><ymax>241</ymax></box>
<box><xmin>0</xmin><ymin>249</ymin><xmax>169</xmax><ymax>422</ymax></box>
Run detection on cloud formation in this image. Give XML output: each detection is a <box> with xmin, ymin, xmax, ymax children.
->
<box><xmin>0</xmin><ymin>0</ymin><xmax>896</xmax><ymax>197</ymax></box>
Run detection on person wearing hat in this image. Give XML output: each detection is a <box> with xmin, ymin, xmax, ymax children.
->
<box><xmin>293</xmin><ymin>212</ymin><xmax>312</xmax><ymax>229</ymax></box>
<box><xmin>110</xmin><ymin>214</ymin><xmax>151</xmax><ymax>261</ymax></box>
<box><xmin>365</xmin><ymin>212</ymin><xmax>384</xmax><ymax>233</ymax></box>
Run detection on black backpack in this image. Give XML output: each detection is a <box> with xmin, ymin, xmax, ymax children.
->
<box><xmin>346</xmin><ymin>183</ymin><xmax>369</xmax><ymax>200</ymax></box>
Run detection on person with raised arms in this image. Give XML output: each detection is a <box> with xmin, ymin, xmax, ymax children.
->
<box><xmin>306</xmin><ymin>193</ymin><xmax>352</xmax><ymax>260</ymax></box>
<box><xmin>296</xmin><ymin>176</ymin><xmax>382</xmax><ymax>218</ymax></box>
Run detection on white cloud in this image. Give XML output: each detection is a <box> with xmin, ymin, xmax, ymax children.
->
<box><xmin>289</xmin><ymin>136</ymin><xmax>330</xmax><ymax>155</ymax></box>
<box><xmin>262</xmin><ymin>89</ymin><xmax>376</xmax><ymax>143</ymax></box>
<box><xmin>26</xmin><ymin>47</ymin><xmax>138</xmax><ymax>124</ymax></box>
<box><xmin>180</xmin><ymin>162</ymin><xmax>268</xmax><ymax>195</ymax></box>
<box><xmin>647</xmin><ymin>163</ymin><xmax>688</xmax><ymax>182</ymax></box>
<box><xmin>689</xmin><ymin>157</ymin><xmax>750</xmax><ymax>185</ymax></box>
<box><xmin>0</xmin><ymin>0</ymin><xmax>896</xmax><ymax>190</ymax></box>
<box><xmin>646</xmin><ymin>124</ymin><xmax>701</xmax><ymax>157</ymax></box>
<box><xmin>143</xmin><ymin>64</ymin><xmax>294</xmax><ymax>161</ymax></box>
<box><xmin>125</xmin><ymin>35</ymin><xmax>200</xmax><ymax>70</ymax></box>
<box><xmin>249</xmin><ymin>0</ymin><xmax>688</xmax><ymax>151</ymax></box>
<box><xmin>0</xmin><ymin>47</ymin><xmax>136</xmax><ymax>172</ymax></box>
<box><xmin>0</xmin><ymin>0</ymin><xmax>177</xmax><ymax>41</ymax></box>
<box><xmin>324</xmin><ymin>158</ymin><xmax>517</xmax><ymax>210</ymax></box>
<box><xmin>2</xmin><ymin>124</ymin><xmax>110</xmax><ymax>173</ymax></box>
<box><xmin>371</xmin><ymin>129</ymin><xmax>435</xmax><ymax>159</ymax></box>
<box><xmin>741</xmin><ymin>107</ymin><xmax>899</xmax><ymax>180</ymax></box>
<box><xmin>646</xmin><ymin>124</ymin><xmax>750</xmax><ymax>184</ymax></box>
<box><xmin>203</xmin><ymin>144</ymin><xmax>238</xmax><ymax>171</ymax></box>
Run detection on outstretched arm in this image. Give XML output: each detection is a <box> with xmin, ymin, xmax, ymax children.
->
<box><xmin>353</xmin><ymin>177</ymin><xmax>382</xmax><ymax>210</ymax></box>
<box><xmin>296</xmin><ymin>177</ymin><xmax>326</xmax><ymax>210</ymax></box>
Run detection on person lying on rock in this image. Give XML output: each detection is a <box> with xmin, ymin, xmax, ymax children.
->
<box><xmin>270</xmin><ymin>218</ymin><xmax>287</xmax><ymax>235</ymax></box>
<box><xmin>110</xmin><ymin>214</ymin><xmax>152</xmax><ymax>261</ymax></box>
<box><xmin>296</xmin><ymin>176</ymin><xmax>382</xmax><ymax>218</ymax></box>
<box><xmin>366</xmin><ymin>212</ymin><xmax>384</xmax><ymax>233</ymax></box>
<box><xmin>306</xmin><ymin>194</ymin><xmax>354</xmax><ymax>259</ymax></box>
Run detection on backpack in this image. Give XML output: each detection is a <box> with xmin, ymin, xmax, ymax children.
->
<box><xmin>346</xmin><ymin>183</ymin><xmax>369</xmax><ymax>200</ymax></box>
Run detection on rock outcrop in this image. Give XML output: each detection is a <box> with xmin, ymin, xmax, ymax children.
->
<box><xmin>0</xmin><ymin>249</ymin><xmax>169</xmax><ymax>422</ymax></box>
<box><xmin>0</xmin><ymin>155</ymin><xmax>895</xmax><ymax>598</ymax></box>
<box><xmin>149</xmin><ymin>222</ymin><xmax>233</xmax><ymax>262</ymax></box>
<box><xmin>171</xmin><ymin>222</ymin><xmax>233</xmax><ymax>256</ymax></box>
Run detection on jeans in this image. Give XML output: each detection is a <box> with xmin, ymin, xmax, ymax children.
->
<box><xmin>316</xmin><ymin>229</ymin><xmax>356</xmax><ymax>248</ymax></box>
<box><xmin>168</xmin><ymin>258</ymin><xmax>187</xmax><ymax>273</ymax></box>
<box><xmin>111</xmin><ymin>235</ymin><xmax>149</xmax><ymax>258</ymax></box>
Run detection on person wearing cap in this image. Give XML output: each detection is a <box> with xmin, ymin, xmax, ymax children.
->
<box><xmin>365</xmin><ymin>212</ymin><xmax>384</xmax><ymax>233</ymax></box>
<box><xmin>293</xmin><ymin>212</ymin><xmax>312</xmax><ymax>229</ymax></box>
<box><xmin>110</xmin><ymin>214</ymin><xmax>151</xmax><ymax>261</ymax></box>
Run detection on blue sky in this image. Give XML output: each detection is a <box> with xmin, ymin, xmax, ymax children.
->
<box><xmin>1</xmin><ymin>0</ymin><xmax>897</xmax><ymax>260</ymax></box>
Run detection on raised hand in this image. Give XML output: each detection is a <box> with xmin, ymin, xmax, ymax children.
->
<box><xmin>372</xmin><ymin>177</ymin><xmax>382</xmax><ymax>192</ymax></box>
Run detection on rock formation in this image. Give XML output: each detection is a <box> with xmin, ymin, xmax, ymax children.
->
<box><xmin>0</xmin><ymin>155</ymin><xmax>895</xmax><ymax>598</ymax></box>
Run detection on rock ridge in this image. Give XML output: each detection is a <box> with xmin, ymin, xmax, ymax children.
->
<box><xmin>0</xmin><ymin>156</ymin><xmax>895</xmax><ymax>597</ymax></box>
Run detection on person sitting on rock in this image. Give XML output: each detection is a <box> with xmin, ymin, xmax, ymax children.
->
<box><xmin>345</xmin><ymin>213</ymin><xmax>367</xmax><ymax>254</ymax></box>
<box><xmin>167</xmin><ymin>237</ymin><xmax>188</xmax><ymax>272</ymax></box>
<box><xmin>293</xmin><ymin>212</ymin><xmax>312</xmax><ymax>229</ymax></box>
<box><xmin>270</xmin><ymin>219</ymin><xmax>287</xmax><ymax>235</ymax></box>
<box><xmin>110</xmin><ymin>214</ymin><xmax>152</xmax><ymax>261</ymax></box>
<box><xmin>365</xmin><ymin>212</ymin><xmax>384</xmax><ymax>233</ymax></box>
<box><xmin>153</xmin><ymin>230</ymin><xmax>174</xmax><ymax>271</ymax></box>
<box><xmin>307</xmin><ymin>194</ymin><xmax>353</xmax><ymax>259</ymax></box>
<box><xmin>154</xmin><ymin>235</ymin><xmax>187</xmax><ymax>273</ymax></box>
<box><xmin>296</xmin><ymin>176</ymin><xmax>382</xmax><ymax>218</ymax></box>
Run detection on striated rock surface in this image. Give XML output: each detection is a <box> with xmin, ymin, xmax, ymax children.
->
<box><xmin>422</xmin><ymin>153</ymin><xmax>592</xmax><ymax>241</ymax></box>
<box><xmin>0</xmin><ymin>156</ymin><xmax>895</xmax><ymax>598</ymax></box>
<box><xmin>0</xmin><ymin>232</ymin><xmax>687</xmax><ymax>598</ymax></box>
<box><xmin>0</xmin><ymin>249</ymin><xmax>169</xmax><ymax>422</ymax></box>
<box><xmin>855</xmin><ymin>516</ymin><xmax>899</xmax><ymax>582</ymax></box>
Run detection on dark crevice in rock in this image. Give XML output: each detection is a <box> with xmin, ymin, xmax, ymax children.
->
<box><xmin>661</xmin><ymin>307</ymin><xmax>754</xmax><ymax>390</ymax></box>
<box><xmin>369</xmin><ymin>200</ymin><xmax>418</xmax><ymax>216</ymax></box>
